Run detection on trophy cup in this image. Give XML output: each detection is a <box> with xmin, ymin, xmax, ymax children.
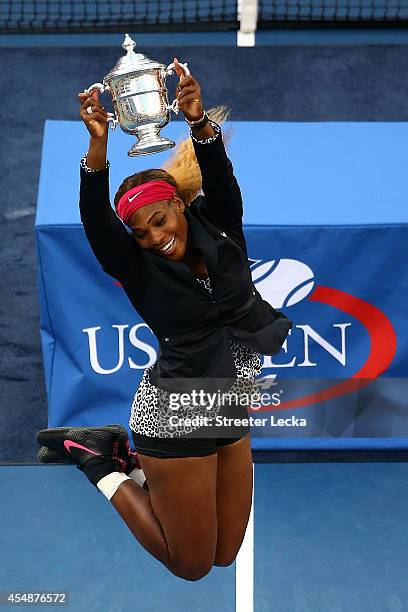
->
<box><xmin>84</xmin><ymin>34</ymin><xmax>190</xmax><ymax>156</ymax></box>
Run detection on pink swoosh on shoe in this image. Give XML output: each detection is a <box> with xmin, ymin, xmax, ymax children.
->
<box><xmin>64</xmin><ymin>440</ymin><xmax>102</xmax><ymax>456</ymax></box>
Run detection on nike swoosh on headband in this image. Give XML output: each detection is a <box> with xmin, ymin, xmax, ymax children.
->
<box><xmin>128</xmin><ymin>190</ymin><xmax>143</xmax><ymax>202</ymax></box>
<box><xmin>63</xmin><ymin>440</ymin><xmax>102</xmax><ymax>456</ymax></box>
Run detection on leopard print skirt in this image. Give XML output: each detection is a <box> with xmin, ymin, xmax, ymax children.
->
<box><xmin>129</xmin><ymin>277</ymin><xmax>262</xmax><ymax>438</ymax></box>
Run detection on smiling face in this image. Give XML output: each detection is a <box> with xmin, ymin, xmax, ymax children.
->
<box><xmin>128</xmin><ymin>195</ymin><xmax>189</xmax><ymax>260</ymax></box>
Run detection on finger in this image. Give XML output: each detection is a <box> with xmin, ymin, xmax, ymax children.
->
<box><xmin>78</xmin><ymin>93</ymin><xmax>91</xmax><ymax>107</ymax></box>
<box><xmin>91</xmin><ymin>104</ymin><xmax>108</xmax><ymax>115</ymax></box>
<box><xmin>78</xmin><ymin>89</ymin><xmax>99</xmax><ymax>101</ymax></box>
<box><xmin>176</xmin><ymin>82</ymin><xmax>197</xmax><ymax>101</ymax></box>
<box><xmin>177</xmin><ymin>85</ymin><xmax>197</xmax><ymax>100</ymax></box>
<box><xmin>91</xmin><ymin>110</ymin><xmax>109</xmax><ymax>121</ymax></box>
<box><xmin>177</xmin><ymin>75</ymin><xmax>194</xmax><ymax>91</ymax></box>
<box><xmin>80</xmin><ymin>106</ymin><xmax>106</xmax><ymax>117</ymax></box>
<box><xmin>173</xmin><ymin>57</ymin><xmax>184</xmax><ymax>78</ymax></box>
<box><xmin>79</xmin><ymin>97</ymin><xmax>93</xmax><ymax>110</ymax></box>
<box><xmin>89</xmin><ymin>111</ymin><xmax>110</xmax><ymax>123</ymax></box>
<box><xmin>81</xmin><ymin>101</ymin><xmax>107</xmax><ymax>114</ymax></box>
<box><xmin>174</xmin><ymin>59</ymin><xmax>195</xmax><ymax>85</ymax></box>
<box><xmin>90</xmin><ymin>89</ymin><xmax>100</xmax><ymax>103</ymax></box>
<box><xmin>79</xmin><ymin>89</ymin><xmax>100</xmax><ymax>103</ymax></box>
<box><xmin>178</xmin><ymin>93</ymin><xmax>203</xmax><ymax>106</ymax></box>
<box><xmin>80</xmin><ymin>109</ymin><xmax>109</xmax><ymax>122</ymax></box>
<box><xmin>176</xmin><ymin>80</ymin><xmax>196</xmax><ymax>96</ymax></box>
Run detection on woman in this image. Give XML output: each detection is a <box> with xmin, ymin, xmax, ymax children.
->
<box><xmin>37</xmin><ymin>60</ymin><xmax>292</xmax><ymax>581</ymax></box>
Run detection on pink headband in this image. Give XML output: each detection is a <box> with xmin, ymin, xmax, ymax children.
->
<box><xmin>117</xmin><ymin>180</ymin><xmax>177</xmax><ymax>226</ymax></box>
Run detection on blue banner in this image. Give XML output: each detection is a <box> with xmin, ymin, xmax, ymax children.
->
<box><xmin>35</xmin><ymin>120</ymin><xmax>408</xmax><ymax>448</ymax></box>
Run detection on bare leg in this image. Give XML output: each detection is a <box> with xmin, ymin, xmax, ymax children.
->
<box><xmin>110</xmin><ymin>480</ymin><xmax>169</xmax><ymax>564</ymax></box>
<box><xmin>213</xmin><ymin>433</ymin><xmax>253</xmax><ymax>566</ymax></box>
<box><xmin>109</xmin><ymin>453</ymin><xmax>218</xmax><ymax>581</ymax></box>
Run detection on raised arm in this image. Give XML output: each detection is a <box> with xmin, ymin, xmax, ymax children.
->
<box><xmin>173</xmin><ymin>60</ymin><xmax>243</xmax><ymax>231</ymax></box>
<box><xmin>78</xmin><ymin>91</ymin><xmax>139</xmax><ymax>282</ymax></box>
<box><xmin>191</xmin><ymin>121</ymin><xmax>243</xmax><ymax>230</ymax></box>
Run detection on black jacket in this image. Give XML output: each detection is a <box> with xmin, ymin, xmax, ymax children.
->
<box><xmin>79</xmin><ymin>125</ymin><xmax>292</xmax><ymax>392</ymax></box>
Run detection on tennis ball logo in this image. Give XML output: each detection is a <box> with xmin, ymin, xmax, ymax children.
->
<box><xmin>250</xmin><ymin>258</ymin><xmax>315</xmax><ymax>308</ymax></box>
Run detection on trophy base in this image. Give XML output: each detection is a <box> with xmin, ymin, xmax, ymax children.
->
<box><xmin>128</xmin><ymin>130</ymin><xmax>176</xmax><ymax>157</ymax></box>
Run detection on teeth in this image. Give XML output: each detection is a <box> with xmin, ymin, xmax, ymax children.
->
<box><xmin>160</xmin><ymin>236</ymin><xmax>175</xmax><ymax>252</ymax></box>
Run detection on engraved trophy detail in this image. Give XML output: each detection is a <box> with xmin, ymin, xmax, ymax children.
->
<box><xmin>84</xmin><ymin>34</ymin><xmax>190</xmax><ymax>156</ymax></box>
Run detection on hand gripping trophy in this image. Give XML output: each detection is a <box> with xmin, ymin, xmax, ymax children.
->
<box><xmin>84</xmin><ymin>34</ymin><xmax>190</xmax><ymax>156</ymax></box>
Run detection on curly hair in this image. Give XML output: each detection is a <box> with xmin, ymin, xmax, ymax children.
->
<box><xmin>113</xmin><ymin>106</ymin><xmax>231</xmax><ymax>213</ymax></box>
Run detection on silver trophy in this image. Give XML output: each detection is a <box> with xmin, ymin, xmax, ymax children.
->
<box><xmin>84</xmin><ymin>34</ymin><xmax>190</xmax><ymax>156</ymax></box>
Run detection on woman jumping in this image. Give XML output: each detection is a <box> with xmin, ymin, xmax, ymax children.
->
<box><xmin>37</xmin><ymin>60</ymin><xmax>292</xmax><ymax>581</ymax></box>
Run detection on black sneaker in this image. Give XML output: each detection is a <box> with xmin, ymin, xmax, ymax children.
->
<box><xmin>37</xmin><ymin>428</ymin><xmax>141</xmax><ymax>473</ymax></box>
<box><xmin>36</xmin><ymin>424</ymin><xmax>128</xmax><ymax>486</ymax></box>
<box><xmin>36</xmin><ymin>425</ymin><xmax>148</xmax><ymax>489</ymax></box>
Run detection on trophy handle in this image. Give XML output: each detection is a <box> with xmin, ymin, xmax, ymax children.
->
<box><xmin>164</xmin><ymin>62</ymin><xmax>190</xmax><ymax>115</ymax></box>
<box><xmin>165</xmin><ymin>61</ymin><xmax>190</xmax><ymax>78</ymax></box>
<box><xmin>83</xmin><ymin>83</ymin><xmax>118</xmax><ymax>130</ymax></box>
<box><xmin>84</xmin><ymin>82</ymin><xmax>108</xmax><ymax>95</ymax></box>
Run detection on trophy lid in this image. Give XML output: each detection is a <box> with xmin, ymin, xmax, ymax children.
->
<box><xmin>104</xmin><ymin>34</ymin><xmax>165</xmax><ymax>81</ymax></box>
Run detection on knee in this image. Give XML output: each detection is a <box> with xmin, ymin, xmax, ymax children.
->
<box><xmin>214</xmin><ymin>546</ymin><xmax>239</xmax><ymax>567</ymax></box>
<box><xmin>214</xmin><ymin>532</ymin><xmax>245</xmax><ymax>567</ymax></box>
<box><xmin>213</xmin><ymin>551</ymin><xmax>237</xmax><ymax>567</ymax></box>
<box><xmin>169</xmin><ymin>558</ymin><xmax>214</xmax><ymax>582</ymax></box>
